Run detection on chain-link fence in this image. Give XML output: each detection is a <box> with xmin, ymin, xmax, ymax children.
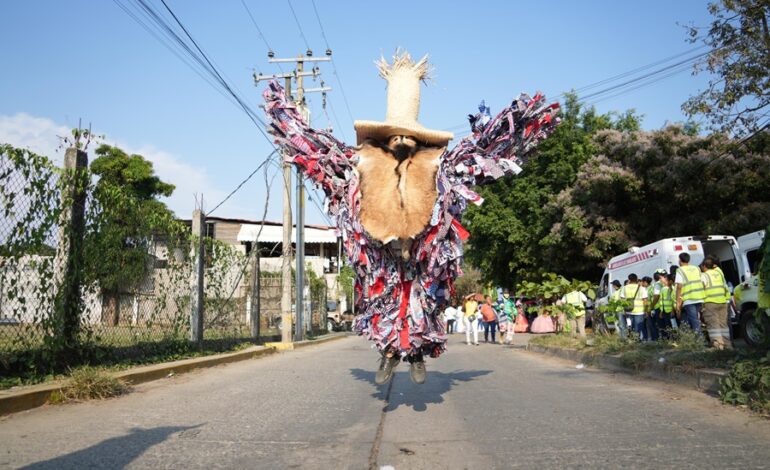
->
<box><xmin>0</xmin><ymin>145</ymin><xmax>328</xmax><ymax>380</ymax></box>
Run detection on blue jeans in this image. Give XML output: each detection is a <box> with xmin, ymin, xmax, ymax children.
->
<box><xmin>648</xmin><ymin>310</ymin><xmax>660</xmax><ymax>341</ymax></box>
<box><xmin>615</xmin><ymin>312</ymin><xmax>627</xmax><ymax>338</ymax></box>
<box><xmin>484</xmin><ymin>320</ymin><xmax>497</xmax><ymax>343</ymax></box>
<box><xmin>629</xmin><ymin>314</ymin><xmax>646</xmax><ymax>340</ymax></box>
<box><xmin>681</xmin><ymin>303</ymin><xmax>703</xmax><ymax>333</ymax></box>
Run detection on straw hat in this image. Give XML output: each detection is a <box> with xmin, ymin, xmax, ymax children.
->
<box><xmin>354</xmin><ymin>50</ymin><xmax>454</xmax><ymax>146</ymax></box>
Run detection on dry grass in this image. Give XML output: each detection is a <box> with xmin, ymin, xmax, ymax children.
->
<box><xmin>53</xmin><ymin>366</ymin><xmax>128</xmax><ymax>403</ymax></box>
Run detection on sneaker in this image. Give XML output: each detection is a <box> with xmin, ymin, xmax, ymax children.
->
<box><xmin>374</xmin><ymin>353</ymin><xmax>400</xmax><ymax>385</ymax></box>
<box><xmin>409</xmin><ymin>357</ymin><xmax>426</xmax><ymax>385</ymax></box>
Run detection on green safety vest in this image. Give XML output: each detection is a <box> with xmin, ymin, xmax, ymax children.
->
<box><xmin>679</xmin><ymin>265</ymin><xmax>706</xmax><ymax>303</ymax></box>
<box><xmin>610</xmin><ymin>290</ymin><xmax>623</xmax><ymax>313</ymax></box>
<box><xmin>703</xmin><ymin>268</ymin><xmax>728</xmax><ymax>304</ymax></box>
<box><xmin>660</xmin><ymin>286</ymin><xmax>674</xmax><ymax>313</ymax></box>
<box><xmin>564</xmin><ymin>291</ymin><xmax>586</xmax><ymax>317</ymax></box>
<box><xmin>622</xmin><ymin>284</ymin><xmax>645</xmax><ymax>315</ymax></box>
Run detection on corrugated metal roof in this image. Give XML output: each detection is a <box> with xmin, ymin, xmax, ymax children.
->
<box><xmin>237</xmin><ymin>224</ymin><xmax>338</xmax><ymax>244</ymax></box>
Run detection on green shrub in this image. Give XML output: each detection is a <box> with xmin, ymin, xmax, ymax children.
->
<box><xmin>59</xmin><ymin>366</ymin><xmax>127</xmax><ymax>402</ymax></box>
<box><xmin>720</xmin><ymin>353</ymin><xmax>770</xmax><ymax>416</ymax></box>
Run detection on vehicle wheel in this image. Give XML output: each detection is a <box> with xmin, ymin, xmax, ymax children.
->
<box><xmin>275</xmin><ymin>317</ymin><xmax>283</xmax><ymax>331</ymax></box>
<box><xmin>739</xmin><ymin>307</ymin><xmax>770</xmax><ymax>348</ymax></box>
<box><xmin>326</xmin><ymin>319</ymin><xmax>336</xmax><ymax>332</ymax></box>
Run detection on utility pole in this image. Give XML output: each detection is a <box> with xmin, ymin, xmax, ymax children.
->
<box><xmin>254</xmin><ymin>54</ymin><xmax>331</xmax><ymax>342</ymax></box>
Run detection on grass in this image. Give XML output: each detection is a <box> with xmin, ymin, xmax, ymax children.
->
<box><xmin>530</xmin><ymin>328</ymin><xmax>744</xmax><ymax>372</ymax></box>
<box><xmin>50</xmin><ymin>366</ymin><xmax>128</xmax><ymax>404</ymax></box>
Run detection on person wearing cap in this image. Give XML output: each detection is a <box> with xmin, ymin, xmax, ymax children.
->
<box><xmin>658</xmin><ymin>274</ymin><xmax>676</xmax><ymax>339</ymax></box>
<box><xmin>701</xmin><ymin>256</ymin><xmax>733</xmax><ymax>349</ymax></box>
<box><xmin>263</xmin><ymin>50</ymin><xmax>559</xmax><ymax>386</ymax></box>
<box><xmin>675</xmin><ymin>252</ymin><xmax>705</xmax><ymax>334</ymax></box>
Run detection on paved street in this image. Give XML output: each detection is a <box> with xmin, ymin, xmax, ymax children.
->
<box><xmin>1</xmin><ymin>334</ymin><xmax>769</xmax><ymax>469</ymax></box>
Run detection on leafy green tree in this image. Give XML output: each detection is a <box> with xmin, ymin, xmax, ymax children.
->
<box><xmin>85</xmin><ymin>144</ymin><xmax>176</xmax><ymax>325</ymax></box>
<box><xmin>545</xmin><ymin>125</ymin><xmax>770</xmax><ymax>280</ymax></box>
<box><xmin>683</xmin><ymin>0</ymin><xmax>770</xmax><ymax>136</ymax></box>
<box><xmin>463</xmin><ymin>94</ymin><xmax>642</xmax><ymax>287</ymax></box>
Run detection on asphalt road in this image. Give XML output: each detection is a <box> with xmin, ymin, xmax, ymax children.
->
<box><xmin>1</xmin><ymin>334</ymin><xmax>769</xmax><ymax>469</ymax></box>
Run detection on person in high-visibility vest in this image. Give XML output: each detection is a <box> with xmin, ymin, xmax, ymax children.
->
<box><xmin>701</xmin><ymin>256</ymin><xmax>732</xmax><ymax>349</ymax></box>
<box><xmin>675</xmin><ymin>252</ymin><xmax>705</xmax><ymax>333</ymax></box>
<box><xmin>561</xmin><ymin>289</ymin><xmax>588</xmax><ymax>338</ymax></box>
<box><xmin>658</xmin><ymin>274</ymin><xmax>676</xmax><ymax>339</ymax></box>
<box><xmin>650</xmin><ymin>270</ymin><xmax>666</xmax><ymax>341</ymax></box>
<box><xmin>621</xmin><ymin>273</ymin><xmax>648</xmax><ymax>340</ymax></box>
<box><xmin>610</xmin><ymin>280</ymin><xmax>626</xmax><ymax>337</ymax></box>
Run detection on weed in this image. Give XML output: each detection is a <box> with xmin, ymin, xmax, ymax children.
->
<box><xmin>58</xmin><ymin>366</ymin><xmax>128</xmax><ymax>402</ymax></box>
<box><xmin>719</xmin><ymin>352</ymin><xmax>770</xmax><ymax>417</ymax></box>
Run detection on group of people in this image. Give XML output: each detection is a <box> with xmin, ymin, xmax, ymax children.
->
<box><xmin>609</xmin><ymin>252</ymin><xmax>733</xmax><ymax>349</ymax></box>
<box><xmin>441</xmin><ymin>292</ymin><xmax>523</xmax><ymax>346</ymax></box>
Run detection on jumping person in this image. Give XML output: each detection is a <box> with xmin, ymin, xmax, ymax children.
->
<box><xmin>263</xmin><ymin>50</ymin><xmax>559</xmax><ymax>385</ymax></box>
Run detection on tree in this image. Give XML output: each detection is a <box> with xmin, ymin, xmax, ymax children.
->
<box><xmin>85</xmin><ymin>144</ymin><xmax>176</xmax><ymax>325</ymax></box>
<box><xmin>683</xmin><ymin>0</ymin><xmax>770</xmax><ymax>136</ymax></box>
<box><xmin>462</xmin><ymin>94</ymin><xmax>642</xmax><ymax>287</ymax></box>
<box><xmin>544</xmin><ymin>125</ymin><xmax>770</xmax><ymax>280</ymax></box>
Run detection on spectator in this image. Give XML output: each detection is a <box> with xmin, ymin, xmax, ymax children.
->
<box><xmin>561</xmin><ymin>289</ymin><xmax>588</xmax><ymax>338</ymax></box>
<box><xmin>463</xmin><ymin>294</ymin><xmax>480</xmax><ymax>346</ymax></box>
<box><xmin>675</xmin><ymin>252</ymin><xmax>705</xmax><ymax>334</ymax></box>
<box><xmin>701</xmin><ymin>256</ymin><xmax>733</xmax><ymax>349</ymax></box>
<box><xmin>610</xmin><ymin>280</ymin><xmax>627</xmax><ymax>337</ymax></box>
<box><xmin>658</xmin><ymin>274</ymin><xmax>676</xmax><ymax>339</ymax></box>
<box><xmin>649</xmin><ymin>270</ymin><xmax>666</xmax><ymax>340</ymax></box>
<box><xmin>481</xmin><ymin>295</ymin><xmax>498</xmax><ymax>343</ymax></box>
<box><xmin>621</xmin><ymin>273</ymin><xmax>648</xmax><ymax>340</ymax></box>
<box><xmin>444</xmin><ymin>305</ymin><xmax>458</xmax><ymax>334</ymax></box>
<box><xmin>498</xmin><ymin>290</ymin><xmax>517</xmax><ymax>344</ymax></box>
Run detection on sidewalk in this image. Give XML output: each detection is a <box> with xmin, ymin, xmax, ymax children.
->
<box><xmin>0</xmin><ymin>332</ymin><xmax>349</xmax><ymax>416</ymax></box>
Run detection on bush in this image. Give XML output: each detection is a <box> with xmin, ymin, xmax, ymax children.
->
<box><xmin>720</xmin><ymin>353</ymin><xmax>770</xmax><ymax>416</ymax></box>
<box><xmin>58</xmin><ymin>366</ymin><xmax>128</xmax><ymax>402</ymax></box>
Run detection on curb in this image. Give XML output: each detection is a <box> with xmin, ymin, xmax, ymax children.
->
<box><xmin>0</xmin><ymin>333</ymin><xmax>350</xmax><ymax>416</ymax></box>
<box><xmin>265</xmin><ymin>332</ymin><xmax>350</xmax><ymax>351</ymax></box>
<box><xmin>525</xmin><ymin>344</ymin><xmax>727</xmax><ymax>395</ymax></box>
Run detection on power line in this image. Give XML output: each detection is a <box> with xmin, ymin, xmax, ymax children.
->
<box><xmin>286</xmin><ymin>0</ymin><xmax>312</xmax><ymax>52</ymax></box>
<box><xmin>240</xmin><ymin>0</ymin><xmax>284</xmax><ymax>73</ymax></box>
<box><xmin>310</xmin><ymin>0</ymin><xmax>356</xmax><ymax>126</ymax></box>
<box><xmin>208</xmin><ymin>150</ymin><xmax>278</xmax><ymax>216</ymax></box>
<box><xmin>442</xmin><ymin>46</ymin><xmax>717</xmax><ymax>132</ymax></box>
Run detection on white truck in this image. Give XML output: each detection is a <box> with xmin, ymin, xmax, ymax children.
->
<box><xmin>594</xmin><ymin>235</ymin><xmax>747</xmax><ymax>332</ymax></box>
<box><xmin>734</xmin><ymin>230</ymin><xmax>768</xmax><ymax>347</ymax></box>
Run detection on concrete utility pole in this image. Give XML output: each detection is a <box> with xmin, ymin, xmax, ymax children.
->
<box><xmin>254</xmin><ymin>54</ymin><xmax>331</xmax><ymax>342</ymax></box>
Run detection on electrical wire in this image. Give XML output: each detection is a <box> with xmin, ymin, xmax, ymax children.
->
<box><xmin>240</xmin><ymin>0</ymin><xmax>284</xmax><ymax>73</ymax></box>
<box><xmin>286</xmin><ymin>0</ymin><xmax>312</xmax><ymax>52</ymax></box>
<box><xmin>310</xmin><ymin>0</ymin><xmax>356</xmax><ymax>127</ymax></box>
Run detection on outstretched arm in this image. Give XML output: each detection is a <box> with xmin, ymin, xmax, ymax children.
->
<box><xmin>443</xmin><ymin>93</ymin><xmax>560</xmax><ymax>188</ymax></box>
<box><xmin>262</xmin><ymin>81</ymin><xmax>355</xmax><ymax>196</ymax></box>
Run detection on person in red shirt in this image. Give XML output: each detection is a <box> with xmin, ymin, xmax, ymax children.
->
<box><xmin>480</xmin><ymin>296</ymin><xmax>498</xmax><ymax>343</ymax></box>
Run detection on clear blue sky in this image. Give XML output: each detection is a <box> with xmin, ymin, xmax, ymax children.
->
<box><xmin>0</xmin><ymin>0</ymin><xmax>714</xmax><ymax>224</ymax></box>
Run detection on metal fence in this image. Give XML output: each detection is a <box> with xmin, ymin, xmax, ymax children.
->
<box><xmin>0</xmin><ymin>145</ymin><xmax>327</xmax><ymax>377</ymax></box>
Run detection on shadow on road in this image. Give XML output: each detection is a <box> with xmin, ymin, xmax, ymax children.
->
<box><xmin>20</xmin><ymin>425</ymin><xmax>201</xmax><ymax>470</ymax></box>
<box><xmin>350</xmin><ymin>368</ymin><xmax>492</xmax><ymax>412</ymax></box>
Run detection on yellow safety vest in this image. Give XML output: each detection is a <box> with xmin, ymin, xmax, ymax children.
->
<box><xmin>565</xmin><ymin>291</ymin><xmax>586</xmax><ymax>317</ymax></box>
<box><xmin>679</xmin><ymin>265</ymin><xmax>706</xmax><ymax>303</ymax></box>
<box><xmin>660</xmin><ymin>286</ymin><xmax>674</xmax><ymax>313</ymax></box>
<box><xmin>622</xmin><ymin>284</ymin><xmax>645</xmax><ymax>315</ymax></box>
<box><xmin>703</xmin><ymin>269</ymin><xmax>728</xmax><ymax>304</ymax></box>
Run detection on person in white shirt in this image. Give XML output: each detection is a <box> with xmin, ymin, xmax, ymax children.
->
<box><xmin>444</xmin><ymin>305</ymin><xmax>458</xmax><ymax>334</ymax></box>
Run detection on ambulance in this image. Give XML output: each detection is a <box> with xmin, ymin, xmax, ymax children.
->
<box><xmin>734</xmin><ymin>230</ymin><xmax>768</xmax><ymax>347</ymax></box>
<box><xmin>594</xmin><ymin>235</ymin><xmax>747</xmax><ymax>330</ymax></box>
